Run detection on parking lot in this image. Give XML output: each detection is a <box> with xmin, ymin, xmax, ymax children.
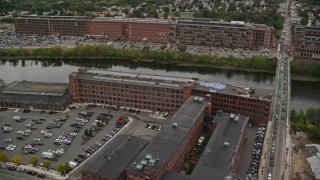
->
<box><xmin>0</xmin><ymin>106</ymin><xmax>157</xmax><ymax>171</ymax></box>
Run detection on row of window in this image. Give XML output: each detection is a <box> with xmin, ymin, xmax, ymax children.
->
<box><xmin>78</xmin><ymin>81</ymin><xmax>183</xmax><ymax>93</ymax></box>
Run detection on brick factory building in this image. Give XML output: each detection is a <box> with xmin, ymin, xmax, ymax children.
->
<box><xmin>69</xmin><ymin>69</ymin><xmax>272</xmax><ymax>125</ymax></box>
<box><xmin>86</xmin><ymin>17</ymin><xmax>170</xmax><ymax>43</ymax></box>
<box><xmin>0</xmin><ymin>81</ymin><xmax>71</xmax><ymax>111</ymax></box>
<box><xmin>292</xmin><ymin>25</ymin><xmax>320</xmax><ymax>63</ymax></box>
<box><xmin>82</xmin><ymin>135</ymin><xmax>148</xmax><ymax>180</ymax></box>
<box><xmin>15</xmin><ymin>16</ymin><xmax>87</xmax><ymax>36</ymax></box>
<box><xmin>125</xmin><ymin>96</ymin><xmax>209</xmax><ymax>180</ymax></box>
<box><xmin>69</xmin><ymin>69</ymin><xmax>195</xmax><ymax>113</ymax></box>
<box><xmin>162</xmin><ymin>111</ymin><xmax>249</xmax><ymax>180</ymax></box>
<box><xmin>170</xmin><ymin>18</ymin><xmax>275</xmax><ymax>50</ymax></box>
<box><xmin>192</xmin><ymin>82</ymin><xmax>272</xmax><ymax>125</ymax></box>
<box><xmin>14</xmin><ymin>16</ymin><xmax>275</xmax><ymax>49</ymax></box>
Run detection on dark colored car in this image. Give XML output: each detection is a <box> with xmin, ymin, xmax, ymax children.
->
<box><xmin>37</xmin><ymin>173</ymin><xmax>46</xmax><ymax>178</ymax></box>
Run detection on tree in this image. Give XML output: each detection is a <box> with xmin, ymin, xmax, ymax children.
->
<box><xmin>57</xmin><ymin>163</ymin><xmax>65</xmax><ymax>174</ymax></box>
<box><xmin>300</xmin><ymin>17</ymin><xmax>308</xmax><ymax>25</ymax></box>
<box><xmin>123</xmin><ymin>8</ymin><xmax>129</xmax><ymax>15</ymax></box>
<box><xmin>163</xmin><ymin>7</ymin><xmax>170</xmax><ymax>13</ymax></box>
<box><xmin>64</xmin><ymin>163</ymin><xmax>72</xmax><ymax>173</ymax></box>
<box><xmin>164</xmin><ymin>12</ymin><xmax>169</xmax><ymax>19</ymax></box>
<box><xmin>88</xmin><ymin>130</ymin><xmax>93</xmax><ymax>137</ymax></box>
<box><xmin>29</xmin><ymin>155</ymin><xmax>38</xmax><ymax>166</ymax></box>
<box><xmin>43</xmin><ymin>160</ymin><xmax>51</xmax><ymax>170</ymax></box>
<box><xmin>104</xmin><ymin>13</ymin><xmax>112</xmax><ymax>17</ymax></box>
<box><xmin>177</xmin><ymin>44</ymin><xmax>187</xmax><ymax>52</ymax></box>
<box><xmin>11</xmin><ymin>156</ymin><xmax>22</xmax><ymax>166</ymax></box>
<box><xmin>84</xmin><ymin>129</ymin><xmax>89</xmax><ymax>137</ymax></box>
<box><xmin>0</xmin><ymin>152</ymin><xmax>8</xmax><ymax>162</ymax></box>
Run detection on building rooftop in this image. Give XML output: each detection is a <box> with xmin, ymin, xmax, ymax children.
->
<box><xmin>3</xmin><ymin>81</ymin><xmax>69</xmax><ymax>96</ymax></box>
<box><xmin>126</xmin><ymin>96</ymin><xmax>208</xmax><ymax>177</ymax></box>
<box><xmin>82</xmin><ymin>135</ymin><xmax>148</xmax><ymax>179</ymax></box>
<box><xmin>173</xmin><ymin>17</ymin><xmax>274</xmax><ymax>30</ymax></box>
<box><xmin>92</xmin><ymin>17</ymin><xmax>170</xmax><ymax>24</ymax></box>
<box><xmin>75</xmin><ymin>69</ymin><xmax>195</xmax><ymax>89</ymax></box>
<box><xmin>193</xmin><ymin>81</ymin><xmax>273</xmax><ymax>101</ymax></box>
<box><xmin>0</xmin><ymin>90</ymin><xmax>71</xmax><ymax>105</ymax></box>
<box><xmin>191</xmin><ymin>111</ymin><xmax>248</xmax><ymax>180</ymax></box>
<box><xmin>16</xmin><ymin>15</ymin><xmax>88</xmax><ymax>20</ymax></box>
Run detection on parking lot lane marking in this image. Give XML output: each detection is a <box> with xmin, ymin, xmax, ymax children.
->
<box><xmin>0</xmin><ymin>172</ymin><xmax>25</xmax><ymax>180</ymax></box>
<box><xmin>132</xmin><ymin>128</ymin><xmax>141</xmax><ymax>136</ymax></box>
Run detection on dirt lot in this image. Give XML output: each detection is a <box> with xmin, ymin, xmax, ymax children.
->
<box><xmin>291</xmin><ymin>132</ymin><xmax>317</xmax><ymax>180</ymax></box>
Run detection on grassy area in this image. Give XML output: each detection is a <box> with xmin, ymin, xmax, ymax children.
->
<box><xmin>180</xmin><ymin>12</ymin><xmax>194</xmax><ymax>17</ymax></box>
<box><xmin>168</xmin><ymin>12</ymin><xmax>194</xmax><ymax>18</ymax></box>
<box><xmin>186</xmin><ymin>163</ymin><xmax>196</xmax><ymax>175</ymax></box>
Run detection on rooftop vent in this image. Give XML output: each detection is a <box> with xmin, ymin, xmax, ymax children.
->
<box><xmin>172</xmin><ymin>123</ymin><xmax>178</xmax><ymax>128</ymax></box>
<box><xmin>234</xmin><ymin>115</ymin><xmax>240</xmax><ymax>122</ymax></box>
<box><xmin>224</xmin><ymin>142</ymin><xmax>229</xmax><ymax>148</ymax></box>
<box><xmin>146</xmin><ymin>154</ymin><xmax>153</xmax><ymax>160</ymax></box>
<box><xmin>149</xmin><ymin>158</ymin><xmax>157</xmax><ymax>164</ymax></box>
<box><xmin>198</xmin><ymin>97</ymin><xmax>204</xmax><ymax>103</ymax></box>
<box><xmin>136</xmin><ymin>163</ymin><xmax>143</xmax><ymax>170</ymax></box>
<box><xmin>230</xmin><ymin>114</ymin><xmax>235</xmax><ymax>119</ymax></box>
<box><xmin>140</xmin><ymin>159</ymin><xmax>148</xmax><ymax>166</ymax></box>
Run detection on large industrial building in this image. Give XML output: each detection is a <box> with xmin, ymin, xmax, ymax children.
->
<box><xmin>292</xmin><ymin>25</ymin><xmax>320</xmax><ymax>63</ymax></box>
<box><xmin>14</xmin><ymin>16</ymin><xmax>275</xmax><ymax>50</ymax></box>
<box><xmin>162</xmin><ymin>111</ymin><xmax>249</xmax><ymax>180</ymax></box>
<box><xmin>14</xmin><ymin>16</ymin><xmax>87</xmax><ymax>36</ymax></box>
<box><xmin>69</xmin><ymin>69</ymin><xmax>272</xmax><ymax>125</ymax></box>
<box><xmin>69</xmin><ymin>69</ymin><xmax>195</xmax><ymax>113</ymax></box>
<box><xmin>125</xmin><ymin>96</ymin><xmax>208</xmax><ymax>179</ymax></box>
<box><xmin>80</xmin><ymin>105</ymin><xmax>248</xmax><ymax>180</ymax></box>
<box><xmin>86</xmin><ymin>17</ymin><xmax>170</xmax><ymax>43</ymax></box>
<box><xmin>170</xmin><ymin>18</ymin><xmax>275</xmax><ymax>50</ymax></box>
<box><xmin>0</xmin><ymin>81</ymin><xmax>71</xmax><ymax>111</ymax></box>
<box><xmin>82</xmin><ymin>135</ymin><xmax>148</xmax><ymax>180</ymax></box>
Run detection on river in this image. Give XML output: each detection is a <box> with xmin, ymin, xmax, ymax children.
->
<box><xmin>0</xmin><ymin>59</ymin><xmax>319</xmax><ymax>111</ymax></box>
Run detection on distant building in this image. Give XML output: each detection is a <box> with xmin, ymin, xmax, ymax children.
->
<box><xmin>0</xmin><ymin>81</ymin><xmax>71</xmax><ymax>111</ymax></box>
<box><xmin>170</xmin><ymin>17</ymin><xmax>275</xmax><ymax>50</ymax></box>
<box><xmin>125</xmin><ymin>96</ymin><xmax>209</xmax><ymax>179</ymax></box>
<box><xmin>292</xmin><ymin>25</ymin><xmax>320</xmax><ymax>63</ymax></box>
<box><xmin>69</xmin><ymin>69</ymin><xmax>272</xmax><ymax>125</ymax></box>
<box><xmin>86</xmin><ymin>17</ymin><xmax>170</xmax><ymax>43</ymax></box>
<box><xmin>14</xmin><ymin>16</ymin><xmax>87</xmax><ymax>36</ymax></box>
<box><xmin>82</xmin><ymin>135</ymin><xmax>148</xmax><ymax>180</ymax></box>
<box><xmin>14</xmin><ymin>16</ymin><xmax>275</xmax><ymax>49</ymax></box>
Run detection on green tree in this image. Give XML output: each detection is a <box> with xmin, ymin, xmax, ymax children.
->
<box><xmin>163</xmin><ymin>6</ymin><xmax>170</xmax><ymax>12</ymax></box>
<box><xmin>104</xmin><ymin>13</ymin><xmax>112</xmax><ymax>17</ymax></box>
<box><xmin>57</xmin><ymin>163</ymin><xmax>65</xmax><ymax>174</ymax></box>
<box><xmin>0</xmin><ymin>152</ymin><xmax>8</xmax><ymax>162</ymax></box>
<box><xmin>64</xmin><ymin>163</ymin><xmax>72</xmax><ymax>173</ymax></box>
<box><xmin>43</xmin><ymin>160</ymin><xmax>51</xmax><ymax>170</ymax></box>
<box><xmin>164</xmin><ymin>12</ymin><xmax>169</xmax><ymax>19</ymax></box>
<box><xmin>300</xmin><ymin>17</ymin><xmax>308</xmax><ymax>25</ymax></box>
<box><xmin>29</xmin><ymin>155</ymin><xmax>38</xmax><ymax>166</ymax></box>
<box><xmin>177</xmin><ymin>44</ymin><xmax>187</xmax><ymax>52</ymax></box>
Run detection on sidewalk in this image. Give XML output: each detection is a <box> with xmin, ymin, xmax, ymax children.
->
<box><xmin>2</xmin><ymin>162</ymin><xmax>67</xmax><ymax>180</ymax></box>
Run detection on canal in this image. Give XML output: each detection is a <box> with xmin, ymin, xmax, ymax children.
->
<box><xmin>0</xmin><ymin>59</ymin><xmax>319</xmax><ymax>110</ymax></box>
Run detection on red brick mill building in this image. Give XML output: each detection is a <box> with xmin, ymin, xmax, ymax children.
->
<box><xmin>69</xmin><ymin>69</ymin><xmax>272</xmax><ymax>125</ymax></box>
<box><xmin>14</xmin><ymin>16</ymin><xmax>275</xmax><ymax>49</ymax></box>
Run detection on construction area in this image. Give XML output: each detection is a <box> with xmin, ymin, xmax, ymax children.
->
<box><xmin>291</xmin><ymin>132</ymin><xmax>319</xmax><ymax>180</ymax></box>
